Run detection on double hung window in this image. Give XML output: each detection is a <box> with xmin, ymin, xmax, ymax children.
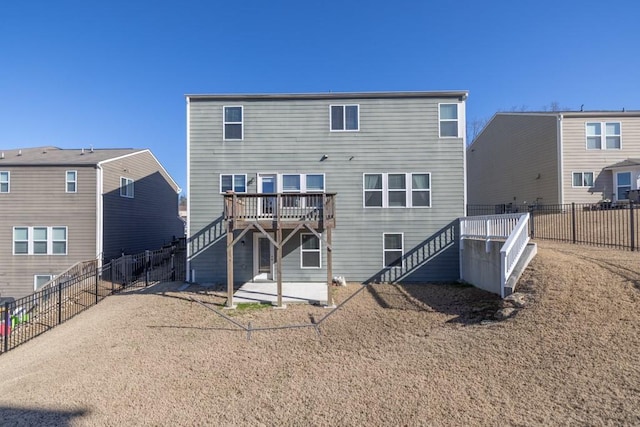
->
<box><xmin>13</xmin><ymin>226</ymin><xmax>68</xmax><ymax>255</ymax></box>
<box><xmin>586</xmin><ymin>122</ymin><xmax>621</xmax><ymax>150</ymax></box>
<box><xmin>0</xmin><ymin>171</ymin><xmax>8</xmax><ymax>193</ymax></box>
<box><xmin>66</xmin><ymin>170</ymin><xmax>77</xmax><ymax>193</ymax></box>
<box><xmin>616</xmin><ymin>172</ymin><xmax>631</xmax><ymax>200</ymax></box>
<box><xmin>301</xmin><ymin>234</ymin><xmax>321</xmax><ymax>268</ymax></box>
<box><xmin>34</xmin><ymin>275</ymin><xmax>54</xmax><ymax>291</ymax></box>
<box><xmin>439</xmin><ymin>104</ymin><xmax>459</xmax><ymax>137</ymax></box>
<box><xmin>330</xmin><ymin>105</ymin><xmax>359</xmax><ymax>131</ymax></box>
<box><xmin>220</xmin><ymin>174</ymin><xmax>247</xmax><ymax>193</ymax></box>
<box><xmin>572</xmin><ymin>172</ymin><xmax>594</xmax><ymax>187</ymax></box>
<box><xmin>224</xmin><ymin>106</ymin><xmax>243</xmax><ymax>140</ymax></box>
<box><xmin>120</xmin><ymin>177</ymin><xmax>134</xmax><ymax>198</ymax></box>
<box><xmin>383</xmin><ymin>233</ymin><xmax>404</xmax><ymax>268</ymax></box>
<box><xmin>364</xmin><ymin>173</ymin><xmax>431</xmax><ymax>208</ymax></box>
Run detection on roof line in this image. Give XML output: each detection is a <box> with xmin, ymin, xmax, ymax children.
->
<box><xmin>185</xmin><ymin>90</ymin><xmax>469</xmax><ymax>101</ymax></box>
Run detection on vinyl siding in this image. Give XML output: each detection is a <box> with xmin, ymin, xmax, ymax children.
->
<box><xmin>0</xmin><ymin>166</ymin><xmax>97</xmax><ymax>298</ymax></box>
<box><xmin>188</xmin><ymin>95</ymin><xmax>466</xmax><ymax>284</ymax></box>
<box><xmin>467</xmin><ymin>114</ymin><xmax>559</xmax><ymax>205</ymax></box>
<box><xmin>562</xmin><ymin>116</ymin><xmax>640</xmax><ymax>203</ymax></box>
<box><xmin>101</xmin><ymin>151</ymin><xmax>183</xmax><ymax>261</ymax></box>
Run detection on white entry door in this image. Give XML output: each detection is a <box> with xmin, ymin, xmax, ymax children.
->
<box><xmin>253</xmin><ymin>233</ymin><xmax>275</xmax><ymax>281</ymax></box>
<box><xmin>258</xmin><ymin>174</ymin><xmax>277</xmax><ymax>216</ymax></box>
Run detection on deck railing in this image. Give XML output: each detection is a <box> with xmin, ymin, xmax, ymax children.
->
<box><xmin>499</xmin><ymin>213</ymin><xmax>531</xmax><ymax>298</ymax></box>
<box><xmin>224</xmin><ymin>193</ymin><xmax>336</xmax><ymax>226</ymax></box>
<box><xmin>460</xmin><ymin>213</ymin><xmax>531</xmax><ymax>298</ymax></box>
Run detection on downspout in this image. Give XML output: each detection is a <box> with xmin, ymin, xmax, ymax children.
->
<box><xmin>557</xmin><ymin>114</ymin><xmax>564</xmax><ymax>204</ymax></box>
<box><xmin>185</xmin><ymin>96</ymin><xmax>191</xmax><ymax>282</ymax></box>
<box><xmin>96</xmin><ymin>163</ymin><xmax>104</xmax><ymax>266</ymax></box>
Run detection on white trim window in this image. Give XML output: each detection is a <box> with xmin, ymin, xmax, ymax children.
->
<box><xmin>13</xmin><ymin>226</ymin><xmax>68</xmax><ymax>255</ymax></box>
<box><xmin>586</xmin><ymin>122</ymin><xmax>621</xmax><ymax>150</ymax></box>
<box><xmin>363</xmin><ymin>173</ymin><xmax>431</xmax><ymax>208</ymax></box>
<box><xmin>330</xmin><ymin>105</ymin><xmax>359</xmax><ymax>131</ymax></box>
<box><xmin>281</xmin><ymin>173</ymin><xmax>325</xmax><ymax>207</ymax></box>
<box><xmin>616</xmin><ymin>171</ymin><xmax>632</xmax><ymax>200</ymax></box>
<box><xmin>224</xmin><ymin>106</ymin><xmax>243</xmax><ymax>140</ymax></box>
<box><xmin>120</xmin><ymin>177</ymin><xmax>134</xmax><ymax>198</ymax></box>
<box><xmin>34</xmin><ymin>274</ymin><xmax>54</xmax><ymax>291</ymax></box>
<box><xmin>439</xmin><ymin>103</ymin><xmax>460</xmax><ymax>137</ymax></box>
<box><xmin>383</xmin><ymin>233</ymin><xmax>404</xmax><ymax>268</ymax></box>
<box><xmin>301</xmin><ymin>233</ymin><xmax>321</xmax><ymax>268</ymax></box>
<box><xmin>220</xmin><ymin>174</ymin><xmax>247</xmax><ymax>193</ymax></box>
<box><xmin>572</xmin><ymin>172</ymin><xmax>594</xmax><ymax>188</ymax></box>
<box><xmin>0</xmin><ymin>171</ymin><xmax>9</xmax><ymax>193</ymax></box>
<box><xmin>66</xmin><ymin>170</ymin><xmax>77</xmax><ymax>193</ymax></box>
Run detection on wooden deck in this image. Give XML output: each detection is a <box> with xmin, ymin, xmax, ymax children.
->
<box><xmin>223</xmin><ymin>193</ymin><xmax>337</xmax><ymax>308</ymax></box>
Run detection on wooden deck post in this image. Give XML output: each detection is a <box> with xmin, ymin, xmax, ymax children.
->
<box><xmin>226</xmin><ymin>222</ymin><xmax>235</xmax><ymax>308</ymax></box>
<box><xmin>276</xmin><ymin>194</ymin><xmax>284</xmax><ymax>308</ymax></box>
<box><xmin>326</xmin><ymin>226</ymin><xmax>334</xmax><ymax>306</ymax></box>
<box><xmin>276</xmin><ymin>227</ymin><xmax>283</xmax><ymax>308</ymax></box>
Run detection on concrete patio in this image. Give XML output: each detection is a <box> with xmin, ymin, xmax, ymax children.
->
<box><xmin>232</xmin><ymin>281</ymin><xmax>329</xmax><ymax>305</ymax></box>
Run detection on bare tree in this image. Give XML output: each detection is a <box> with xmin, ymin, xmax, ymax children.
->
<box><xmin>466</xmin><ymin>117</ymin><xmax>489</xmax><ymax>143</ymax></box>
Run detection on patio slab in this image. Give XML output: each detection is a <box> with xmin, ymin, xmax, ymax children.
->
<box><xmin>233</xmin><ymin>281</ymin><xmax>329</xmax><ymax>305</ymax></box>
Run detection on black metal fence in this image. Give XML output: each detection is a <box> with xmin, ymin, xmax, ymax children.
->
<box><xmin>1</xmin><ymin>240</ymin><xmax>186</xmax><ymax>355</ymax></box>
<box><xmin>467</xmin><ymin>203</ymin><xmax>640</xmax><ymax>251</ymax></box>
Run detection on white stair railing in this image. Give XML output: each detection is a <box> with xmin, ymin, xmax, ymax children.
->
<box><xmin>460</xmin><ymin>213</ymin><xmax>530</xmax><ymax>297</ymax></box>
<box><xmin>499</xmin><ymin>213</ymin><xmax>530</xmax><ymax>297</ymax></box>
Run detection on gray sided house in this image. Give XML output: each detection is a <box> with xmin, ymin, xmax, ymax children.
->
<box><xmin>467</xmin><ymin>111</ymin><xmax>640</xmax><ymax>207</ymax></box>
<box><xmin>187</xmin><ymin>91</ymin><xmax>468</xmax><ymax>291</ymax></box>
<box><xmin>0</xmin><ymin>146</ymin><xmax>184</xmax><ymax>298</ymax></box>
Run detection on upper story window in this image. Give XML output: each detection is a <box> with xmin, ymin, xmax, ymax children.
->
<box><xmin>364</xmin><ymin>173</ymin><xmax>431</xmax><ymax>208</ymax></box>
<box><xmin>120</xmin><ymin>177</ymin><xmax>134</xmax><ymax>198</ymax></box>
<box><xmin>572</xmin><ymin>172</ymin><xmax>594</xmax><ymax>187</ymax></box>
<box><xmin>586</xmin><ymin>122</ymin><xmax>621</xmax><ymax>150</ymax></box>
<box><xmin>13</xmin><ymin>226</ymin><xmax>67</xmax><ymax>255</ymax></box>
<box><xmin>330</xmin><ymin>105</ymin><xmax>359</xmax><ymax>131</ymax></box>
<box><xmin>224</xmin><ymin>106</ymin><xmax>243</xmax><ymax>140</ymax></box>
<box><xmin>66</xmin><ymin>170</ymin><xmax>77</xmax><ymax>193</ymax></box>
<box><xmin>439</xmin><ymin>103</ymin><xmax>459</xmax><ymax>137</ymax></box>
<box><xmin>220</xmin><ymin>174</ymin><xmax>247</xmax><ymax>193</ymax></box>
<box><xmin>0</xmin><ymin>171</ymin><xmax>9</xmax><ymax>193</ymax></box>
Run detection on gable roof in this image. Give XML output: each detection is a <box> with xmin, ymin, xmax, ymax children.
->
<box><xmin>0</xmin><ymin>146</ymin><xmax>144</xmax><ymax>166</ymax></box>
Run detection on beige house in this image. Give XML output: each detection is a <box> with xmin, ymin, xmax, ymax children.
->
<box><xmin>467</xmin><ymin>111</ymin><xmax>640</xmax><ymax>207</ymax></box>
<box><xmin>0</xmin><ymin>146</ymin><xmax>184</xmax><ymax>298</ymax></box>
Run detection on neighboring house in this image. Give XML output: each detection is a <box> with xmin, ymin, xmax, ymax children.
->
<box><xmin>186</xmin><ymin>91</ymin><xmax>468</xmax><ymax>294</ymax></box>
<box><xmin>467</xmin><ymin>111</ymin><xmax>640</xmax><ymax>207</ymax></box>
<box><xmin>0</xmin><ymin>146</ymin><xmax>184</xmax><ymax>298</ymax></box>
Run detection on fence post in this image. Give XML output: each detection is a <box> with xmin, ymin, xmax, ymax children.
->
<box><xmin>58</xmin><ymin>279</ymin><xmax>63</xmax><ymax>325</ymax></box>
<box><xmin>145</xmin><ymin>250</ymin><xmax>150</xmax><ymax>287</ymax></box>
<box><xmin>3</xmin><ymin>301</ymin><xmax>10</xmax><ymax>352</ymax></box>
<box><xmin>571</xmin><ymin>202</ymin><xmax>577</xmax><ymax>244</ymax></box>
<box><xmin>529</xmin><ymin>205</ymin><xmax>535</xmax><ymax>238</ymax></box>
<box><xmin>630</xmin><ymin>202</ymin><xmax>636</xmax><ymax>251</ymax></box>
<box><xmin>95</xmin><ymin>266</ymin><xmax>99</xmax><ymax>304</ymax></box>
<box><xmin>171</xmin><ymin>253</ymin><xmax>175</xmax><ymax>281</ymax></box>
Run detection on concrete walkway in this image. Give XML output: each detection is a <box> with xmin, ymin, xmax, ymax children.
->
<box><xmin>232</xmin><ymin>281</ymin><xmax>328</xmax><ymax>305</ymax></box>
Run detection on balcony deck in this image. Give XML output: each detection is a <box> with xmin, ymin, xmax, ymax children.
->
<box><xmin>223</xmin><ymin>193</ymin><xmax>336</xmax><ymax>231</ymax></box>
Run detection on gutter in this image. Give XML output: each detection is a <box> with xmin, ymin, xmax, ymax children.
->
<box><xmin>95</xmin><ymin>163</ymin><xmax>104</xmax><ymax>264</ymax></box>
<box><xmin>557</xmin><ymin>114</ymin><xmax>564</xmax><ymax>204</ymax></box>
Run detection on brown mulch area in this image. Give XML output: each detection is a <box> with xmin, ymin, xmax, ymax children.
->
<box><xmin>0</xmin><ymin>241</ymin><xmax>639</xmax><ymax>426</ymax></box>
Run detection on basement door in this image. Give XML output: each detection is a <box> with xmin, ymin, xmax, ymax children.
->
<box><xmin>253</xmin><ymin>233</ymin><xmax>275</xmax><ymax>281</ymax></box>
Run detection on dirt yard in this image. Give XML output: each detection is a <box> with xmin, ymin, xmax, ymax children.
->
<box><xmin>0</xmin><ymin>241</ymin><xmax>639</xmax><ymax>426</ymax></box>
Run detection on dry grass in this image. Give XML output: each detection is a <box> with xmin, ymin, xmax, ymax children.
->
<box><xmin>0</xmin><ymin>241</ymin><xmax>639</xmax><ymax>426</ymax></box>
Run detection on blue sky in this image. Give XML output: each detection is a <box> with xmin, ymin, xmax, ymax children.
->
<box><xmin>1</xmin><ymin>1</ymin><xmax>639</xmax><ymax>195</ymax></box>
